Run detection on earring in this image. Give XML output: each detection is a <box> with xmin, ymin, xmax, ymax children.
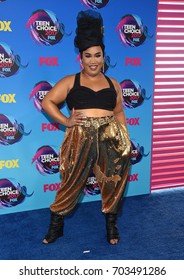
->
<box><xmin>80</xmin><ymin>59</ymin><xmax>84</xmax><ymax>71</ymax></box>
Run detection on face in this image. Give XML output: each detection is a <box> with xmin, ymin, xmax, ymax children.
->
<box><xmin>81</xmin><ymin>46</ymin><xmax>104</xmax><ymax>76</ymax></box>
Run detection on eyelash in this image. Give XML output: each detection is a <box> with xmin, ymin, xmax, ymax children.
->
<box><xmin>85</xmin><ymin>54</ymin><xmax>102</xmax><ymax>58</ymax></box>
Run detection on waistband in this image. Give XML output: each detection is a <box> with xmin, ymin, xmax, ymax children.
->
<box><xmin>83</xmin><ymin>116</ymin><xmax>115</xmax><ymax>129</ymax></box>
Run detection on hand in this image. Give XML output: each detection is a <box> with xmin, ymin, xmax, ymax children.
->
<box><xmin>66</xmin><ymin>108</ymin><xmax>87</xmax><ymax>127</ymax></box>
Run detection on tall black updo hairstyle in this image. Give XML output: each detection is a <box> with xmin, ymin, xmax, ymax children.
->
<box><xmin>74</xmin><ymin>9</ymin><xmax>105</xmax><ymax>57</ymax></box>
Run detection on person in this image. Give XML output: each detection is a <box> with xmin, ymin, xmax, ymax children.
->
<box><xmin>42</xmin><ymin>9</ymin><xmax>131</xmax><ymax>245</ymax></box>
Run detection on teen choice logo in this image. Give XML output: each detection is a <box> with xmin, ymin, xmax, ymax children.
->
<box><xmin>131</xmin><ymin>140</ymin><xmax>149</xmax><ymax>165</ymax></box>
<box><xmin>32</xmin><ymin>145</ymin><xmax>59</xmax><ymax>175</ymax></box>
<box><xmin>84</xmin><ymin>171</ymin><xmax>100</xmax><ymax>196</ymax></box>
<box><xmin>26</xmin><ymin>9</ymin><xmax>71</xmax><ymax>46</ymax></box>
<box><xmin>116</xmin><ymin>14</ymin><xmax>153</xmax><ymax>47</ymax></box>
<box><xmin>29</xmin><ymin>81</ymin><xmax>54</xmax><ymax>111</ymax></box>
<box><xmin>81</xmin><ymin>0</ymin><xmax>110</xmax><ymax>9</ymax></box>
<box><xmin>0</xmin><ymin>178</ymin><xmax>33</xmax><ymax>208</ymax></box>
<box><xmin>0</xmin><ymin>42</ymin><xmax>28</xmax><ymax>78</ymax></box>
<box><xmin>0</xmin><ymin>114</ymin><xmax>31</xmax><ymax>145</ymax></box>
<box><xmin>120</xmin><ymin>79</ymin><xmax>151</xmax><ymax>109</ymax></box>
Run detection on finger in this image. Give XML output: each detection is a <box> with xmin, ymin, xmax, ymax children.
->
<box><xmin>72</xmin><ymin>108</ymin><xmax>75</xmax><ymax>115</ymax></box>
<box><xmin>75</xmin><ymin>112</ymin><xmax>87</xmax><ymax>119</ymax></box>
<box><xmin>75</xmin><ymin>117</ymin><xmax>87</xmax><ymax>123</ymax></box>
<box><xmin>75</xmin><ymin>112</ymin><xmax>83</xmax><ymax>117</ymax></box>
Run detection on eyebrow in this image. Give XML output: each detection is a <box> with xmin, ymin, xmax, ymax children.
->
<box><xmin>84</xmin><ymin>52</ymin><xmax>102</xmax><ymax>55</ymax></box>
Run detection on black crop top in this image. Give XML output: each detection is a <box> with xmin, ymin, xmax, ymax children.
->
<box><xmin>66</xmin><ymin>72</ymin><xmax>117</xmax><ymax>111</ymax></box>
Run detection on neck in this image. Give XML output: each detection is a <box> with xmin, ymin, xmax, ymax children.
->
<box><xmin>81</xmin><ymin>70</ymin><xmax>103</xmax><ymax>79</ymax></box>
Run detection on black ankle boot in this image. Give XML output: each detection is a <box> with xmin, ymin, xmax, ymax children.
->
<box><xmin>106</xmin><ymin>213</ymin><xmax>119</xmax><ymax>245</ymax></box>
<box><xmin>42</xmin><ymin>212</ymin><xmax>64</xmax><ymax>244</ymax></box>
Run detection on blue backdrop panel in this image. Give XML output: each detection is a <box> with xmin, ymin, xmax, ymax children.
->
<box><xmin>0</xmin><ymin>0</ymin><xmax>158</xmax><ymax>215</ymax></box>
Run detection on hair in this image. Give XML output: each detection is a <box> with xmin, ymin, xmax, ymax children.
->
<box><xmin>74</xmin><ymin>10</ymin><xmax>105</xmax><ymax>56</ymax></box>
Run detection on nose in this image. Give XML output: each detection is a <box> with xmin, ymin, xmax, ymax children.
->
<box><xmin>90</xmin><ymin>56</ymin><xmax>96</xmax><ymax>63</ymax></box>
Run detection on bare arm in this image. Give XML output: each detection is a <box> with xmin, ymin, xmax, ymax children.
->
<box><xmin>42</xmin><ymin>75</ymin><xmax>84</xmax><ymax>127</ymax></box>
<box><xmin>111</xmin><ymin>78</ymin><xmax>127</xmax><ymax>128</ymax></box>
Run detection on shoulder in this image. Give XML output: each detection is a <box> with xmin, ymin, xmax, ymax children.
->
<box><xmin>107</xmin><ymin>76</ymin><xmax>121</xmax><ymax>92</ymax></box>
<box><xmin>57</xmin><ymin>73</ymin><xmax>76</xmax><ymax>85</ymax></box>
<box><xmin>55</xmin><ymin>73</ymin><xmax>77</xmax><ymax>92</ymax></box>
<box><xmin>108</xmin><ymin>76</ymin><xmax>119</xmax><ymax>86</ymax></box>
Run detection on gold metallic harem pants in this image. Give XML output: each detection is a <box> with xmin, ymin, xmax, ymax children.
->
<box><xmin>50</xmin><ymin>116</ymin><xmax>131</xmax><ymax>215</ymax></box>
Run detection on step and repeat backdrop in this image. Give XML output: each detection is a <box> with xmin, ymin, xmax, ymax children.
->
<box><xmin>0</xmin><ymin>0</ymin><xmax>158</xmax><ymax>215</ymax></box>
